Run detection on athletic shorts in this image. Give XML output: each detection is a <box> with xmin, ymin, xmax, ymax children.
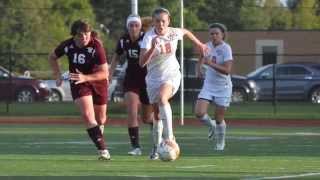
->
<box><xmin>198</xmin><ymin>87</ymin><xmax>231</xmax><ymax>107</ymax></box>
<box><xmin>70</xmin><ymin>80</ymin><xmax>108</xmax><ymax>105</ymax></box>
<box><xmin>124</xmin><ymin>87</ymin><xmax>150</xmax><ymax>105</ymax></box>
<box><xmin>146</xmin><ymin>72</ymin><xmax>181</xmax><ymax>104</ymax></box>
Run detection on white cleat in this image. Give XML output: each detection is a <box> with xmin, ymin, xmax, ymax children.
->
<box><xmin>128</xmin><ymin>148</ymin><xmax>142</xmax><ymax>156</ymax></box>
<box><xmin>149</xmin><ymin>146</ymin><xmax>159</xmax><ymax>160</ymax></box>
<box><xmin>98</xmin><ymin>149</ymin><xmax>111</xmax><ymax>160</ymax></box>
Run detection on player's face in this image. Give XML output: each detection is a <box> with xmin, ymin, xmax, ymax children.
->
<box><xmin>153</xmin><ymin>13</ymin><xmax>170</xmax><ymax>35</ymax></box>
<box><xmin>209</xmin><ymin>28</ymin><xmax>224</xmax><ymax>45</ymax></box>
<box><xmin>74</xmin><ymin>31</ymin><xmax>91</xmax><ymax>47</ymax></box>
<box><xmin>128</xmin><ymin>21</ymin><xmax>141</xmax><ymax>38</ymax></box>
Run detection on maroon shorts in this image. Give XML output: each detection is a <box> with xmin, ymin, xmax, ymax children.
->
<box><xmin>124</xmin><ymin>86</ymin><xmax>150</xmax><ymax>105</ymax></box>
<box><xmin>70</xmin><ymin>80</ymin><xmax>108</xmax><ymax>105</ymax></box>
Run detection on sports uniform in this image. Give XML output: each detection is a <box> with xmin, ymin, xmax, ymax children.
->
<box><xmin>115</xmin><ymin>33</ymin><xmax>149</xmax><ymax>104</ymax></box>
<box><xmin>54</xmin><ymin>37</ymin><xmax>108</xmax><ymax>105</ymax></box>
<box><xmin>140</xmin><ymin>27</ymin><xmax>183</xmax><ymax>103</ymax></box>
<box><xmin>198</xmin><ymin>41</ymin><xmax>233</xmax><ymax>107</ymax></box>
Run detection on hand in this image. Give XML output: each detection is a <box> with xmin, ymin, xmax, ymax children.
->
<box><xmin>203</xmin><ymin>56</ymin><xmax>215</xmax><ymax>66</ymax></box>
<box><xmin>70</xmin><ymin>69</ymin><xmax>87</xmax><ymax>85</ymax></box>
<box><xmin>56</xmin><ymin>78</ymin><xmax>63</xmax><ymax>87</ymax></box>
<box><xmin>198</xmin><ymin>43</ymin><xmax>209</xmax><ymax>57</ymax></box>
<box><xmin>151</xmin><ymin>36</ymin><xmax>161</xmax><ymax>49</ymax></box>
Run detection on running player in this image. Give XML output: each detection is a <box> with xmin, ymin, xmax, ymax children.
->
<box><xmin>48</xmin><ymin>19</ymin><xmax>110</xmax><ymax>160</ymax></box>
<box><xmin>195</xmin><ymin>23</ymin><xmax>233</xmax><ymax>151</ymax></box>
<box><xmin>109</xmin><ymin>14</ymin><xmax>154</xmax><ymax>156</ymax></box>
<box><xmin>139</xmin><ymin>7</ymin><xmax>207</xmax><ymax>160</ymax></box>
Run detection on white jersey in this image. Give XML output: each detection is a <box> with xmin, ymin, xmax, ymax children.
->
<box><xmin>203</xmin><ymin>41</ymin><xmax>233</xmax><ymax>97</ymax></box>
<box><xmin>140</xmin><ymin>27</ymin><xmax>184</xmax><ymax>82</ymax></box>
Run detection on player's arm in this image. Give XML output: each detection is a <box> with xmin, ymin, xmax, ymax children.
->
<box><xmin>139</xmin><ymin>36</ymin><xmax>159</xmax><ymax>67</ymax></box>
<box><xmin>109</xmin><ymin>53</ymin><xmax>120</xmax><ymax>81</ymax></box>
<box><xmin>70</xmin><ymin>63</ymin><xmax>109</xmax><ymax>84</ymax></box>
<box><xmin>204</xmin><ymin>59</ymin><xmax>233</xmax><ymax>75</ymax></box>
<box><xmin>48</xmin><ymin>51</ymin><xmax>63</xmax><ymax>86</ymax></box>
<box><xmin>181</xmin><ymin>28</ymin><xmax>207</xmax><ymax>57</ymax></box>
<box><xmin>196</xmin><ymin>54</ymin><xmax>205</xmax><ymax>78</ymax></box>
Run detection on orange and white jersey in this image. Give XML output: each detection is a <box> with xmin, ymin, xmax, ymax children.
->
<box><xmin>141</xmin><ymin>27</ymin><xmax>184</xmax><ymax>82</ymax></box>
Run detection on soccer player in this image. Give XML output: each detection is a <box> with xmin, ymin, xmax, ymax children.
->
<box><xmin>109</xmin><ymin>14</ymin><xmax>154</xmax><ymax>156</ymax></box>
<box><xmin>195</xmin><ymin>23</ymin><xmax>233</xmax><ymax>151</ymax></box>
<box><xmin>48</xmin><ymin>19</ymin><xmax>110</xmax><ymax>160</ymax></box>
<box><xmin>139</xmin><ymin>7</ymin><xmax>207</xmax><ymax>160</ymax></box>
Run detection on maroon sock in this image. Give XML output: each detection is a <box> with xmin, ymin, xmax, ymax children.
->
<box><xmin>87</xmin><ymin>126</ymin><xmax>106</xmax><ymax>150</ymax></box>
<box><xmin>128</xmin><ymin>127</ymin><xmax>140</xmax><ymax>148</ymax></box>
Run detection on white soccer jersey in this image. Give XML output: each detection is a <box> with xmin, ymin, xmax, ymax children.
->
<box><xmin>140</xmin><ymin>27</ymin><xmax>184</xmax><ymax>82</ymax></box>
<box><xmin>202</xmin><ymin>41</ymin><xmax>233</xmax><ymax>97</ymax></box>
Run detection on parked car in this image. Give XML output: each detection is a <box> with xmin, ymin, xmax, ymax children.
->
<box><xmin>45</xmin><ymin>70</ymin><xmax>119</xmax><ymax>102</ymax></box>
<box><xmin>0</xmin><ymin>66</ymin><xmax>50</xmax><ymax>103</ymax></box>
<box><xmin>246</xmin><ymin>63</ymin><xmax>320</xmax><ymax>104</ymax></box>
<box><xmin>179</xmin><ymin>58</ymin><xmax>255</xmax><ymax>103</ymax></box>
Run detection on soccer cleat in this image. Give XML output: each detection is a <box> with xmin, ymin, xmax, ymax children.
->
<box><xmin>149</xmin><ymin>146</ymin><xmax>159</xmax><ymax>160</ymax></box>
<box><xmin>214</xmin><ymin>133</ymin><xmax>225</xmax><ymax>151</ymax></box>
<box><xmin>128</xmin><ymin>147</ymin><xmax>142</xmax><ymax>156</ymax></box>
<box><xmin>98</xmin><ymin>149</ymin><xmax>111</xmax><ymax>160</ymax></box>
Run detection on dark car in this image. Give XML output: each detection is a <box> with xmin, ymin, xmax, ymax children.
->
<box><xmin>0</xmin><ymin>66</ymin><xmax>50</xmax><ymax>103</ymax></box>
<box><xmin>246</xmin><ymin>63</ymin><xmax>320</xmax><ymax>104</ymax></box>
<box><xmin>181</xmin><ymin>59</ymin><xmax>256</xmax><ymax>103</ymax></box>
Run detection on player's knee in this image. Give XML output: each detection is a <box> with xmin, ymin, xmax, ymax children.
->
<box><xmin>195</xmin><ymin>110</ymin><xmax>206</xmax><ymax>119</ymax></box>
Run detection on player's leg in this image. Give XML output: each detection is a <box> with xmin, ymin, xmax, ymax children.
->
<box><xmin>213</xmin><ymin>97</ymin><xmax>231</xmax><ymax>151</ymax></box>
<box><xmin>150</xmin><ymin>104</ymin><xmax>161</xmax><ymax>160</ymax></box>
<box><xmin>75</xmin><ymin>95</ymin><xmax>110</xmax><ymax>160</ymax></box>
<box><xmin>195</xmin><ymin>98</ymin><xmax>216</xmax><ymax>140</ymax></box>
<box><xmin>125</xmin><ymin>91</ymin><xmax>142</xmax><ymax>155</ymax></box>
<box><xmin>158</xmin><ymin>83</ymin><xmax>174</xmax><ymax>141</ymax></box>
<box><xmin>94</xmin><ymin>104</ymin><xmax>107</xmax><ymax>134</ymax></box>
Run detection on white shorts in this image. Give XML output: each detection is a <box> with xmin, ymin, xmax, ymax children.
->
<box><xmin>198</xmin><ymin>87</ymin><xmax>231</xmax><ymax>107</ymax></box>
<box><xmin>146</xmin><ymin>72</ymin><xmax>181</xmax><ymax>104</ymax></box>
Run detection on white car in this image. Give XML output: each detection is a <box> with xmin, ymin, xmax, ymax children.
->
<box><xmin>45</xmin><ymin>71</ymin><xmax>118</xmax><ymax>102</ymax></box>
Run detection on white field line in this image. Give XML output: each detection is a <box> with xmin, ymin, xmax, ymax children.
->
<box><xmin>245</xmin><ymin>172</ymin><xmax>320</xmax><ymax>180</ymax></box>
<box><xmin>176</xmin><ymin>165</ymin><xmax>216</xmax><ymax>169</ymax></box>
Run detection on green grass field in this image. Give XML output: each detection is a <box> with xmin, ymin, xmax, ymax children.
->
<box><xmin>1</xmin><ymin>101</ymin><xmax>320</xmax><ymax>119</ymax></box>
<box><xmin>1</xmin><ymin>124</ymin><xmax>320</xmax><ymax>179</ymax></box>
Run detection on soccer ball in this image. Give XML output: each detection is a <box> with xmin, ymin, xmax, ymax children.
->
<box><xmin>158</xmin><ymin>140</ymin><xmax>180</xmax><ymax>161</ymax></box>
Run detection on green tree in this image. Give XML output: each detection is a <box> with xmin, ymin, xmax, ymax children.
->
<box><xmin>0</xmin><ymin>0</ymin><xmax>98</xmax><ymax>73</ymax></box>
<box><xmin>289</xmin><ymin>0</ymin><xmax>318</xmax><ymax>29</ymax></box>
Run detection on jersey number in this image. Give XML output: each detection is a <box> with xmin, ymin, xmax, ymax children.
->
<box><xmin>128</xmin><ymin>49</ymin><xmax>139</xmax><ymax>58</ymax></box>
<box><xmin>73</xmin><ymin>53</ymin><xmax>86</xmax><ymax>64</ymax></box>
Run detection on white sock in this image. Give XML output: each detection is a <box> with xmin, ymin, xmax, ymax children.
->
<box><xmin>159</xmin><ymin>104</ymin><xmax>174</xmax><ymax>141</ymax></box>
<box><xmin>200</xmin><ymin>114</ymin><xmax>216</xmax><ymax>128</ymax></box>
<box><xmin>100</xmin><ymin>125</ymin><xmax>104</xmax><ymax>134</ymax></box>
<box><xmin>153</xmin><ymin>120</ymin><xmax>163</xmax><ymax>148</ymax></box>
<box><xmin>216</xmin><ymin>120</ymin><xmax>226</xmax><ymax>135</ymax></box>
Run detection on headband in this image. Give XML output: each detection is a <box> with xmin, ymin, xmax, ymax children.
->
<box><xmin>126</xmin><ymin>16</ymin><xmax>141</xmax><ymax>29</ymax></box>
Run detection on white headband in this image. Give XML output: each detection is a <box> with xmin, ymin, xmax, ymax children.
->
<box><xmin>126</xmin><ymin>16</ymin><xmax>141</xmax><ymax>29</ymax></box>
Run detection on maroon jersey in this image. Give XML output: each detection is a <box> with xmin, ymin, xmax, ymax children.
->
<box><xmin>54</xmin><ymin>37</ymin><xmax>108</xmax><ymax>104</ymax></box>
<box><xmin>115</xmin><ymin>33</ymin><xmax>147</xmax><ymax>89</ymax></box>
<box><xmin>55</xmin><ymin>37</ymin><xmax>107</xmax><ymax>74</ymax></box>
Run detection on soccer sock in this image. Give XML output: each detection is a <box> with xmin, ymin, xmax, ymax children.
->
<box><xmin>153</xmin><ymin>120</ymin><xmax>163</xmax><ymax>149</ymax></box>
<box><xmin>159</xmin><ymin>104</ymin><xmax>174</xmax><ymax>141</ymax></box>
<box><xmin>87</xmin><ymin>126</ymin><xmax>106</xmax><ymax>150</ymax></box>
<box><xmin>99</xmin><ymin>125</ymin><xmax>104</xmax><ymax>134</ymax></box>
<box><xmin>216</xmin><ymin>120</ymin><xmax>226</xmax><ymax>137</ymax></box>
<box><xmin>199</xmin><ymin>114</ymin><xmax>216</xmax><ymax>128</ymax></box>
<box><xmin>128</xmin><ymin>127</ymin><xmax>140</xmax><ymax>148</ymax></box>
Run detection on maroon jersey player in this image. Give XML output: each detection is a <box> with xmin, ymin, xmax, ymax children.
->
<box><xmin>109</xmin><ymin>15</ymin><xmax>154</xmax><ymax>157</ymax></box>
<box><xmin>48</xmin><ymin>19</ymin><xmax>110</xmax><ymax>160</ymax></box>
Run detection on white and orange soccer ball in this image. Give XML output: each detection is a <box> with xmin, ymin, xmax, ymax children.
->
<box><xmin>158</xmin><ymin>139</ymin><xmax>180</xmax><ymax>161</ymax></box>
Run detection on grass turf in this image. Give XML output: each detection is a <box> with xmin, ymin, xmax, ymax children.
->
<box><xmin>0</xmin><ymin>124</ymin><xmax>320</xmax><ymax>179</ymax></box>
<box><xmin>1</xmin><ymin>101</ymin><xmax>320</xmax><ymax>119</ymax></box>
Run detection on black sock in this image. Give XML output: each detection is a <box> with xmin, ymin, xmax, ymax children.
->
<box><xmin>128</xmin><ymin>127</ymin><xmax>140</xmax><ymax>148</ymax></box>
<box><xmin>87</xmin><ymin>126</ymin><xmax>106</xmax><ymax>150</ymax></box>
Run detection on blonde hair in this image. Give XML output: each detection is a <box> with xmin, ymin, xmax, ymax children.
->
<box><xmin>141</xmin><ymin>16</ymin><xmax>153</xmax><ymax>32</ymax></box>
